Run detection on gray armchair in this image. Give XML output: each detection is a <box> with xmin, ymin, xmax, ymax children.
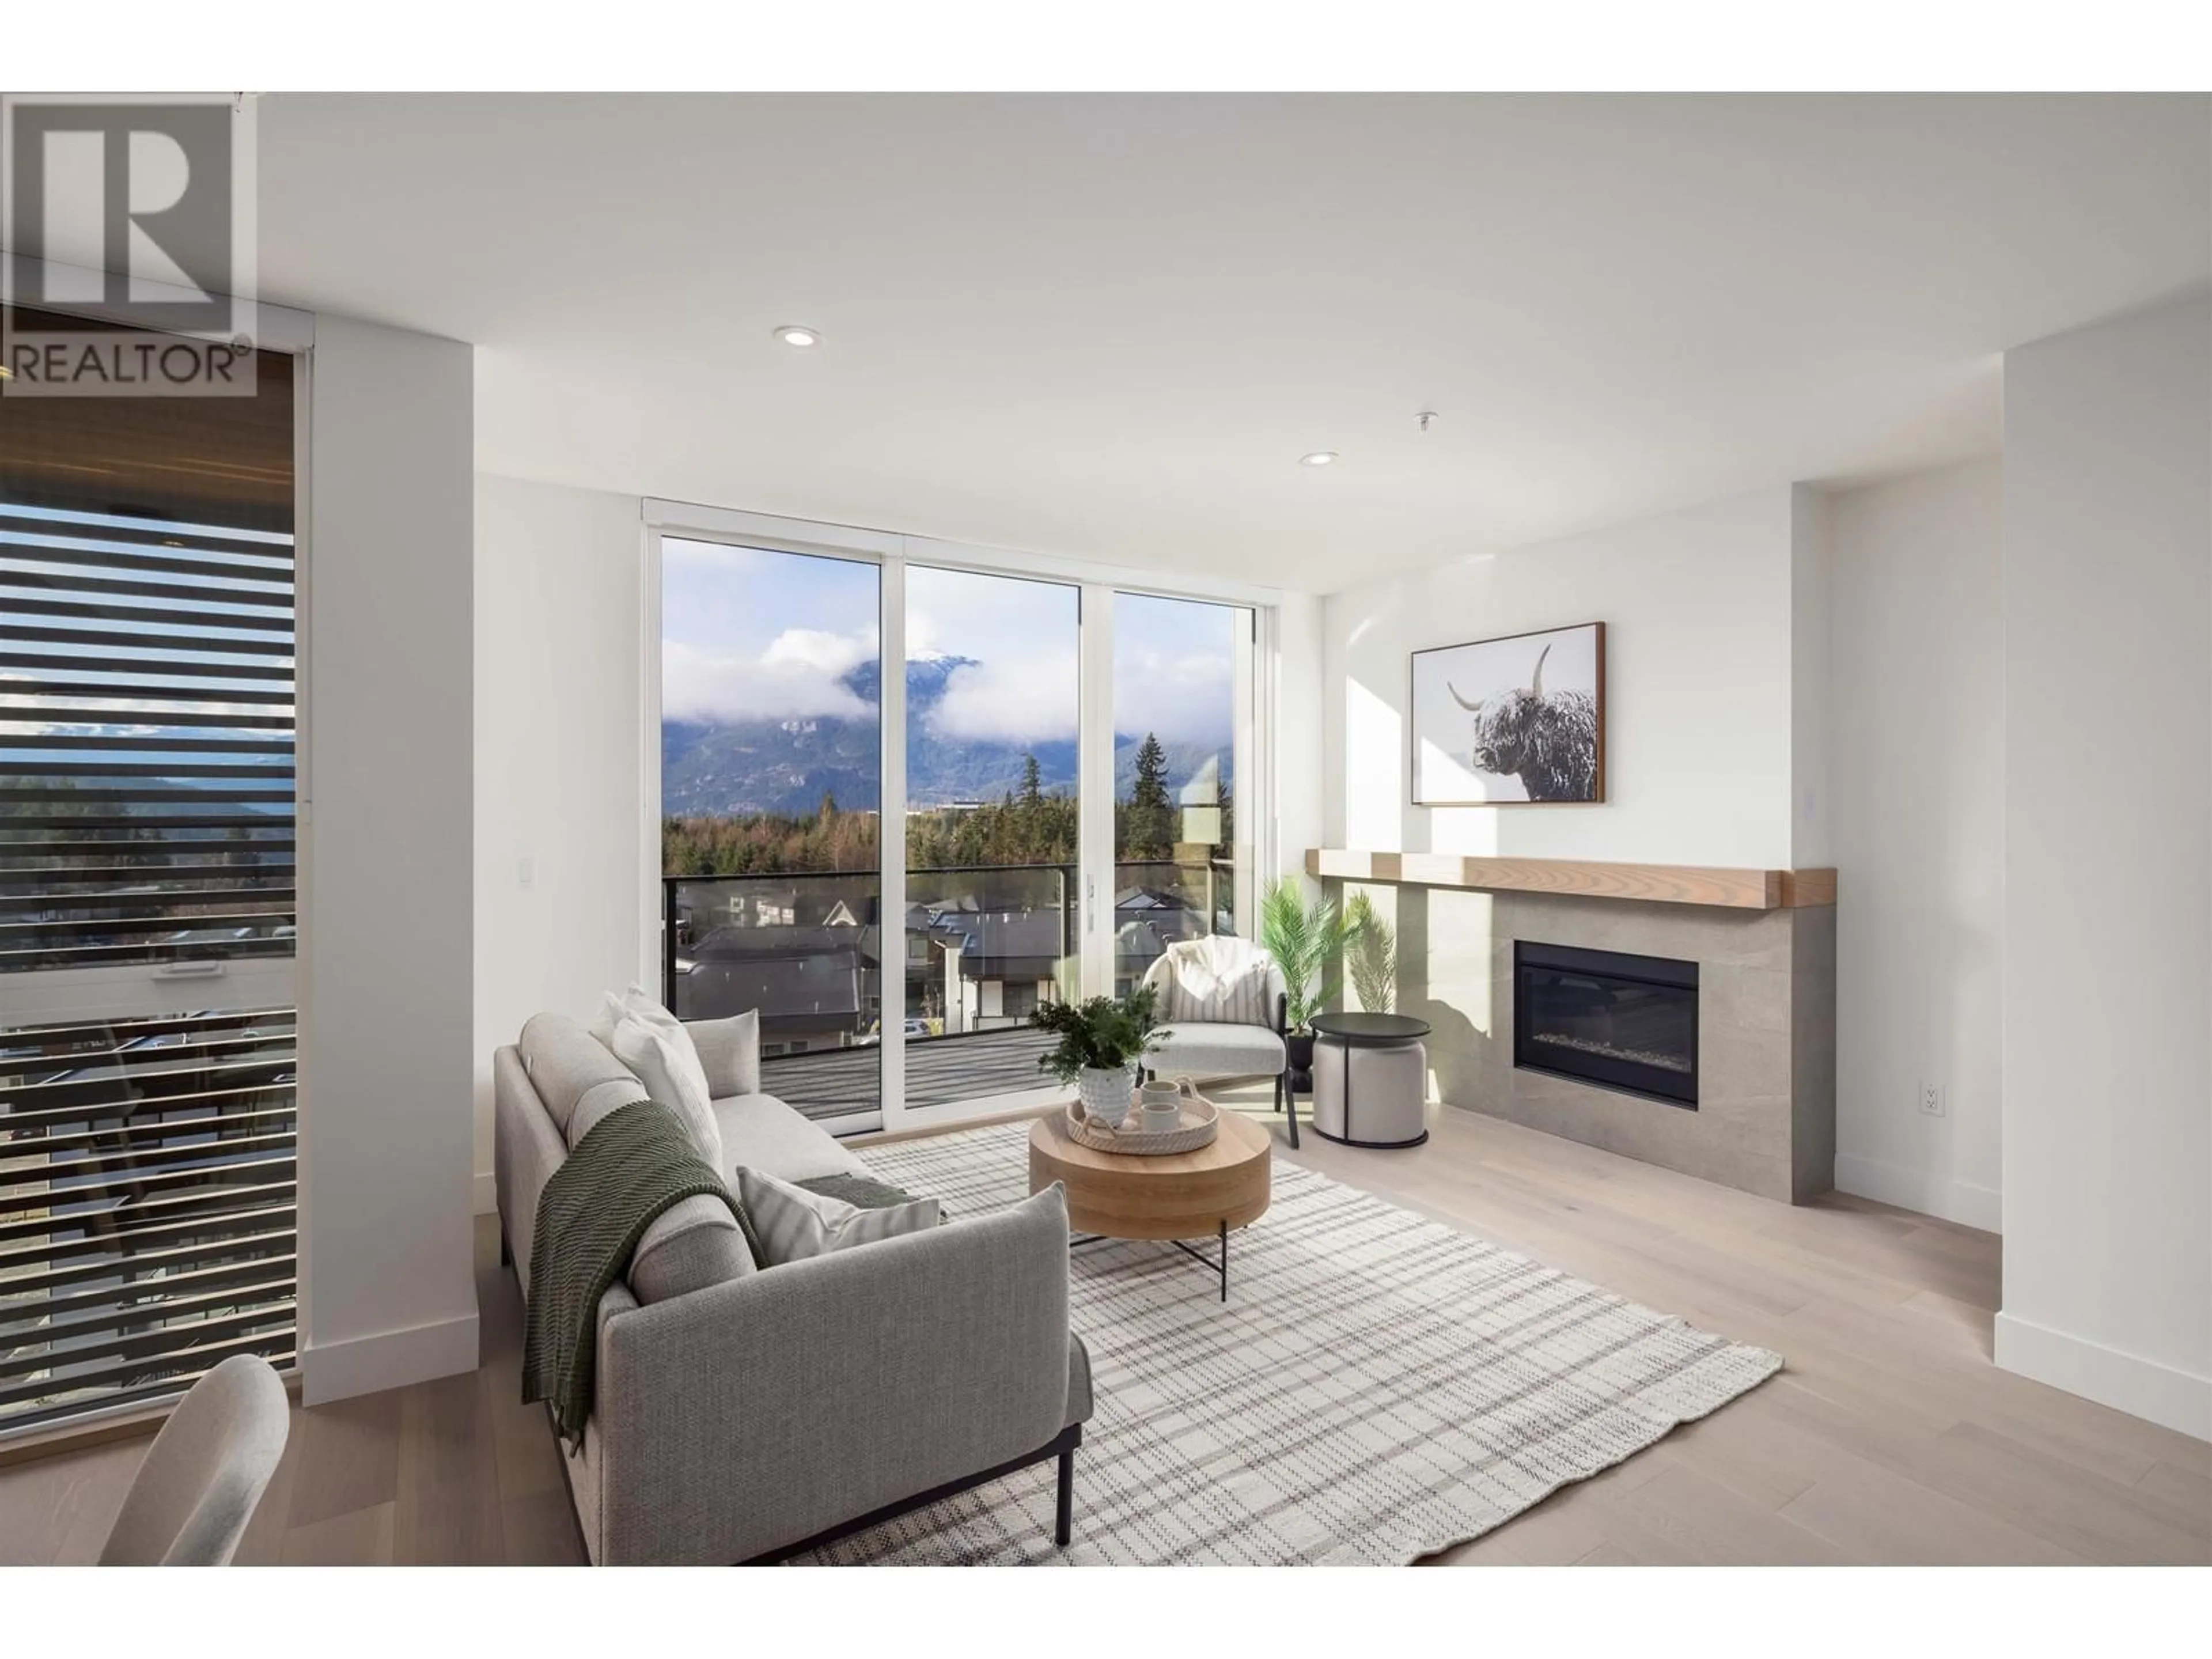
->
<box><xmin>1139</xmin><ymin>935</ymin><xmax>1296</xmax><ymax>1147</ymax></box>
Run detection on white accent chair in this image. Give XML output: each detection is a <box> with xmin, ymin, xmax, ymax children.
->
<box><xmin>99</xmin><ymin>1354</ymin><xmax>290</xmax><ymax>1566</ymax></box>
<box><xmin>1139</xmin><ymin>935</ymin><xmax>1296</xmax><ymax>1146</ymax></box>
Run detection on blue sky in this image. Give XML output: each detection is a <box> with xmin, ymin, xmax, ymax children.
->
<box><xmin>661</xmin><ymin>538</ymin><xmax>1238</xmax><ymax>747</ymax></box>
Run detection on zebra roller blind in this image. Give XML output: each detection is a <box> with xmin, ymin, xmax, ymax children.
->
<box><xmin>1</xmin><ymin>315</ymin><xmax>298</xmax><ymax>1432</ymax></box>
<box><xmin>0</xmin><ymin>1009</ymin><xmax>298</xmax><ymax>1427</ymax></box>
<box><xmin>1</xmin><ymin>501</ymin><xmax>296</xmax><ymax>970</ymax></box>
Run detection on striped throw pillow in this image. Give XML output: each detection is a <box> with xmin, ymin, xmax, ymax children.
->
<box><xmin>1166</xmin><ymin>955</ymin><xmax>1275</xmax><ymax>1027</ymax></box>
<box><xmin>736</xmin><ymin>1168</ymin><xmax>940</xmax><ymax>1266</ymax></box>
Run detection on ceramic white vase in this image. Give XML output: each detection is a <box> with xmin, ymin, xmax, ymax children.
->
<box><xmin>1077</xmin><ymin>1065</ymin><xmax>1133</xmax><ymax>1128</ymax></box>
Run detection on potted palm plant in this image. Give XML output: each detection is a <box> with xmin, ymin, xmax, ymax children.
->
<box><xmin>1344</xmin><ymin>891</ymin><xmax>1398</xmax><ymax>1014</ymax></box>
<box><xmin>1259</xmin><ymin>877</ymin><xmax>1353</xmax><ymax>1093</ymax></box>
<box><xmin>1030</xmin><ymin>986</ymin><xmax>1160</xmax><ymax>1128</ymax></box>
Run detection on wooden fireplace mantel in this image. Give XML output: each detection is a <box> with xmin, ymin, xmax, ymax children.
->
<box><xmin>1306</xmin><ymin>848</ymin><xmax>1837</xmax><ymax>911</ymax></box>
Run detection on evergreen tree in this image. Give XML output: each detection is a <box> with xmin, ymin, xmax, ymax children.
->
<box><xmin>1018</xmin><ymin>753</ymin><xmax>1043</xmax><ymax>809</ymax></box>
<box><xmin>1126</xmin><ymin>732</ymin><xmax>1175</xmax><ymax>861</ymax></box>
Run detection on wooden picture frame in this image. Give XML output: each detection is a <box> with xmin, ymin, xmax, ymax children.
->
<box><xmin>1410</xmin><ymin>622</ymin><xmax>1606</xmax><ymax>806</ymax></box>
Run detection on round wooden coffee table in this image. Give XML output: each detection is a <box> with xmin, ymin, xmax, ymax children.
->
<box><xmin>1028</xmin><ymin>1108</ymin><xmax>1271</xmax><ymax>1302</ymax></box>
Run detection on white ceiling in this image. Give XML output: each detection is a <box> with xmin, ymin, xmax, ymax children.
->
<box><xmin>258</xmin><ymin>93</ymin><xmax>2210</xmax><ymax>593</ymax></box>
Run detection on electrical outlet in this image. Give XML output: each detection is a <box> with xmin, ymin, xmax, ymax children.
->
<box><xmin>1919</xmin><ymin>1081</ymin><xmax>1945</xmax><ymax>1118</ymax></box>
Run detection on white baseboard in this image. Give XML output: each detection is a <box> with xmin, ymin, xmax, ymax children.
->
<box><xmin>474</xmin><ymin>1169</ymin><xmax>497</xmax><ymax>1217</ymax></box>
<box><xmin>301</xmin><ymin>1310</ymin><xmax>480</xmax><ymax>1406</ymax></box>
<box><xmin>1994</xmin><ymin>1310</ymin><xmax>2211</xmax><ymax>1442</ymax></box>
<box><xmin>1833</xmin><ymin>1152</ymin><xmax>2002</xmax><ymax>1233</ymax></box>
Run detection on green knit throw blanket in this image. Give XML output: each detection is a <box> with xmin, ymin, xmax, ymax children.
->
<box><xmin>522</xmin><ymin>1100</ymin><xmax>748</xmax><ymax>1446</ymax></box>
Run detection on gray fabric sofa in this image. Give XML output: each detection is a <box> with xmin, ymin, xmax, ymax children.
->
<box><xmin>494</xmin><ymin>1013</ymin><xmax>1092</xmax><ymax>1565</ymax></box>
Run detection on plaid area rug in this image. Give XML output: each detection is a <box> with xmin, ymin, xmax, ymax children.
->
<box><xmin>810</xmin><ymin>1119</ymin><xmax>1782</xmax><ymax>1566</ymax></box>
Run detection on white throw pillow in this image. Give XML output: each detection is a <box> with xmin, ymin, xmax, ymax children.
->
<box><xmin>607</xmin><ymin>1012</ymin><xmax>723</xmax><ymax>1172</ymax></box>
<box><xmin>736</xmin><ymin>1168</ymin><xmax>940</xmax><ymax>1266</ymax></box>
<box><xmin>688</xmin><ymin>1008</ymin><xmax>761</xmax><ymax>1099</ymax></box>
<box><xmin>589</xmin><ymin>982</ymin><xmax>680</xmax><ymax>1050</ymax></box>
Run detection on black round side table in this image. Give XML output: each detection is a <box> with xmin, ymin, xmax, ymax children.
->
<box><xmin>1308</xmin><ymin>1012</ymin><xmax>1433</xmax><ymax>1149</ymax></box>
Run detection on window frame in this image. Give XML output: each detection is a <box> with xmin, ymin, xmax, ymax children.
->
<box><xmin>0</xmin><ymin>266</ymin><xmax>313</xmax><ymax>1441</ymax></box>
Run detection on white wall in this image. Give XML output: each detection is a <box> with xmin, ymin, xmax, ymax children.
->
<box><xmin>1323</xmin><ymin>486</ymin><xmax>1803</xmax><ymax>867</ymax></box>
<box><xmin>299</xmin><ymin>316</ymin><xmax>479</xmax><ymax>1404</ymax></box>
<box><xmin>1274</xmin><ymin>591</ymin><xmax>1326</xmax><ymax>882</ymax></box>
<box><xmin>472</xmin><ymin>476</ymin><xmax>647</xmax><ymax>1209</ymax></box>
<box><xmin>1828</xmin><ymin>459</ymin><xmax>2005</xmax><ymax>1231</ymax></box>
<box><xmin>1790</xmin><ymin>485</ymin><xmax>1834</xmax><ymax>866</ymax></box>
<box><xmin>1997</xmin><ymin>294</ymin><xmax>2212</xmax><ymax>1441</ymax></box>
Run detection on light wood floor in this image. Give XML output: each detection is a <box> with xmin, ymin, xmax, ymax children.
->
<box><xmin>4</xmin><ymin>1097</ymin><xmax>2207</xmax><ymax>1566</ymax></box>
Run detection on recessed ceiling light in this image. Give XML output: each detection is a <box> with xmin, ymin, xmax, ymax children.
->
<box><xmin>1299</xmin><ymin>450</ymin><xmax>1338</xmax><ymax>467</ymax></box>
<box><xmin>773</xmin><ymin>324</ymin><xmax>821</xmax><ymax>348</ymax></box>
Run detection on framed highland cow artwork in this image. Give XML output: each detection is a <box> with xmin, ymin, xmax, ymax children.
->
<box><xmin>1411</xmin><ymin>622</ymin><xmax>1605</xmax><ymax>805</ymax></box>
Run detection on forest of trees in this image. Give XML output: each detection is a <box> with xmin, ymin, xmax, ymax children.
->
<box><xmin>659</xmin><ymin>733</ymin><xmax>1226</xmax><ymax>877</ymax></box>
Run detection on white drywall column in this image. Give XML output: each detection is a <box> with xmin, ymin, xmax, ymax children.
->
<box><xmin>472</xmin><ymin>476</ymin><xmax>646</xmax><ymax>1207</ymax></box>
<box><xmin>300</xmin><ymin>315</ymin><xmax>479</xmax><ymax>1403</ymax></box>
<box><xmin>1273</xmin><ymin>591</ymin><xmax>1325</xmax><ymax>883</ymax></box>
<box><xmin>1827</xmin><ymin>460</ymin><xmax>2005</xmax><ymax>1229</ymax></box>
<box><xmin>1998</xmin><ymin>294</ymin><xmax>2212</xmax><ymax>1440</ymax></box>
<box><xmin>1789</xmin><ymin>483</ymin><xmax>1833</xmax><ymax>867</ymax></box>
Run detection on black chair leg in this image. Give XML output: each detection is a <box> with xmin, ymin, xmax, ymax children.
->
<box><xmin>499</xmin><ymin>1228</ymin><xmax>512</xmax><ymax>1266</ymax></box>
<box><xmin>1286</xmin><ymin>1079</ymin><xmax>1300</xmax><ymax>1150</ymax></box>
<box><xmin>1273</xmin><ymin>1073</ymin><xmax>1283</xmax><ymax>1114</ymax></box>
<box><xmin>1055</xmin><ymin>1446</ymin><xmax>1075</xmax><ymax>1547</ymax></box>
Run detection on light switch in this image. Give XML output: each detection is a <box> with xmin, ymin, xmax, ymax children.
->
<box><xmin>517</xmin><ymin>856</ymin><xmax>536</xmax><ymax>889</ymax></box>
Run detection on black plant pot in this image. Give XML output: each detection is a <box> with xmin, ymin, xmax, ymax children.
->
<box><xmin>1285</xmin><ymin>1031</ymin><xmax>1316</xmax><ymax>1096</ymax></box>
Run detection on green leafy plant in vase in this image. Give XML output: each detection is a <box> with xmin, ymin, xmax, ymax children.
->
<box><xmin>1030</xmin><ymin>985</ymin><xmax>1160</xmax><ymax>1129</ymax></box>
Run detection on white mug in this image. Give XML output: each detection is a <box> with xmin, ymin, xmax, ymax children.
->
<box><xmin>1139</xmin><ymin>1077</ymin><xmax>1188</xmax><ymax>1131</ymax></box>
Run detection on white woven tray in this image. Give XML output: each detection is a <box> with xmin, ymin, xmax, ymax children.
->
<box><xmin>1065</xmin><ymin>1085</ymin><xmax>1221</xmax><ymax>1155</ymax></box>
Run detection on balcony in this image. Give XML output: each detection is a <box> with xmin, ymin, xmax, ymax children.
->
<box><xmin>663</xmin><ymin>860</ymin><xmax>1235</xmax><ymax>1124</ymax></box>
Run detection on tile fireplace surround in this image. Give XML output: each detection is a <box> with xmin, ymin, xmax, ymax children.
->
<box><xmin>1311</xmin><ymin>855</ymin><xmax>1836</xmax><ymax>1203</ymax></box>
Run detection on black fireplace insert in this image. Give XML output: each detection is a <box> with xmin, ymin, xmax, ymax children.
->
<box><xmin>1513</xmin><ymin>940</ymin><xmax>1699</xmax><ymax>1108</ymax></box>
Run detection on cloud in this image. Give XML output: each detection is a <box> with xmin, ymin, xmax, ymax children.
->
<box><xmin>1112</xmin><ymin>643</ymin><xmax>1235</xmax><ymax>745</ymax></box>
<box><xmin>654</xmin><ymin>619</ymin><xmax>1233</xmax><ymax>749</ymax></box>
<box><xmin>930</xmin><ymin>657</ymin><xmax>1079</xmax><ymax>745</ymax></box>
<box><xmin>904</xmin><ymin>610</ymin><xmax>946</xmax><ymax>661</ymax></box>
<box><xmin>662</xmin><ymin>631</ymin><xmax>875</xmax><ymax>724</ymax></box>
<box><xmin>0</xmin><ymin>671</ymin><xmax>291</xmax><ymax>735</ymax></box>
<box><xmin>762</xmin><ymin>627</ymin><xmax>876</xmax><ymax>676</ymax></box>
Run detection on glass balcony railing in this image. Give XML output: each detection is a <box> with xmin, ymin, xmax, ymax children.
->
<box><xmin>662</xmin><ymin>859</ymin><xmax>1236</xmax><ymax>1122</ymax></box>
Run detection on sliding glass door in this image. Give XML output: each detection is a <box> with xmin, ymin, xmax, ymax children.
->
<box><xmin>654</xmin><ymin>524</ymin><xmax>1267</xmax><ymax>1134</ymax></box>
<box><xmin>900</xmin><ymin>567</ymin><xmax>1081</xmax><ymax>1111</ymax></box>
<box><xmin>660</xmin><ymin>539</ymin><xmax>883</xmax><ymax>1132</ymax></box>
<box><xmin>1110</xmin><ymin>594</ymin><xmax>1256</xmax><ymax>995</ymax></box>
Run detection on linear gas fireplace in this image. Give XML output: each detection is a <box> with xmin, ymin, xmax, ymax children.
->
<box><xmin>1514</xmin><ymin>940</ymin><xmax>1699</xmax><ymax>1108</ymax></box>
